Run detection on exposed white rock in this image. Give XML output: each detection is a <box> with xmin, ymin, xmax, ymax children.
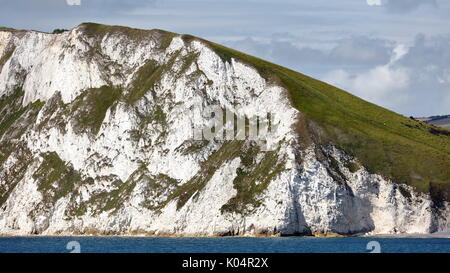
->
<box><xmin>0</xmin><ymin>25</ymin><xmax>448</xmax><ymax>236</ymax></box>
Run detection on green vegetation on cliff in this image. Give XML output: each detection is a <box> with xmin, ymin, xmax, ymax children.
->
<box><xmin>204</xmin><ymin>40</ymin><xmax>450</xmax><ymax>199</ymax></box>
<box><xmin>1</xmin><ymin>23</ymin><xmax>449</xmax><ymax>212</ymax></box>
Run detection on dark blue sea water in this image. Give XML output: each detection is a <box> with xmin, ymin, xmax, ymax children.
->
<box><xmin>1</xmin><ymin>237</ymin><xmax>450</xmax><ymax>253</ymax></box>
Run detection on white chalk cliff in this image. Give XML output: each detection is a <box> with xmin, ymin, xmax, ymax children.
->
<box><xmin>0</xmin><ymin>23</ymin><xmax>449</xmax><ymax>236</ymax></box>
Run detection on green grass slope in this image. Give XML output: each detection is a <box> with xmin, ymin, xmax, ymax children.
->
<box><xmin>203</xmin><ymin>40</ymin><xmax>450</xmax><ymax>199</ymax></box>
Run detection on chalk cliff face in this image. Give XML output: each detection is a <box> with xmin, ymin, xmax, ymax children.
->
<box><xmin>0</xmin><ymin>23</ymin><xmax>449</xmax><ymax>236</ymax></box>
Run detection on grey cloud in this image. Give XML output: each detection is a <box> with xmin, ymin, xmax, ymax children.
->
<box><xmin>392</xmin><ymin>34</ymin><xmax>450</xmax><ymax>115</ymax></box>
<box><xmin>397</xmin><ymin>34</ymin><xmax>450</xmax><ymax>70</ymax></box>
<box><xmin>324</xmin><ymin>34</ymin><xmax>450</xmax><ymax>116</ymax></box>
<box><xmin>329</xmin><ymin>37</ymin><xmax>394</xmax><ymax>66</ymax></box>
<box><xmin>80</xmin><ymin>0</ymin><xmax>155</xmax><ymax>12</ymax></box>
<box><xmin>269</xmin><ymin>40</ymin><xmax>328</xmax><ymax>67</ymax></box>
<box><xmin>0</xmin><ymin>0</ymin><xmax>68</xmax><ymax>10</ymax></box>
<box><xmin>0</xmin><ymin>0</ymin><xmax>156</xmax><ymax>31</ymax></box>
<box><xmin>223</xmin><ymin>37</ymin><xmax>327</xmax><ymax>77</ymax></box>
<box><xmin>0</xmin><ymin>0</ymin><xmax>448</xmax><ymax>116</ymax></box>
<box><xmin>225</xmin><ymin>35</ymin><xmax>393</xmax><ymax>71</ymax></box>
<box><xmin>270</xmin><ymin>32</ymin><xmax>298</xmax><ymax>41</ymax></box>
<box><xmin>382</xmin><ymin>0</ymin><xmax>438</xmax><ymax>13</ymax></box>
<box><xmin>0</xmin><ymin>0</ymin><xmax>156</xmax><ymax>16</ymax></box>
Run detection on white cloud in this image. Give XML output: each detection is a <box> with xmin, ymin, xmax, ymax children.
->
<box><xmin>390</xmin><ymin>44</ymin><xmax>408</xmax><ymax>63</ymax></box>
<box><xmin>322</xmin><ymin>35</ymin><xmax>450</xmax><ymax>116</ymax></box>
<box><xmin>352</xmin><ymin>65</ymin><xmax>409</xmax><ymax>98</ymax></box>
<box><xmin>367</xmin><ymin>0</ymin><xmax>382</xmax><ymax>7</ymax></box>
<box><xmin>66</xmin><ymin>0</ymin><xmax>81</xmax><ymax>6</ymax></box>
<box><xmin>322</xmin><ymin>44</ymin><xmax>411</xmax><ymax>110</ymax></box>
<box><xmin>366</xmin><ymin>0</ymin><xmax>438</xmax><ymax>13</ymax></box>
<box><xmin>437</xmin><ymin>69</ymin><xmax>450</xmax><ymax>84</ymax></box>
<box><xmin>323</xmin><ymin>65</ymin><xmax>410</xmax><ymax>105</ymax></box>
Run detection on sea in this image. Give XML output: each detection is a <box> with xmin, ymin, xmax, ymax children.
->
<box><xmin>0</xmin><ymin>236</ymin><xmax>450</xmax><ymax>253</ymax></box>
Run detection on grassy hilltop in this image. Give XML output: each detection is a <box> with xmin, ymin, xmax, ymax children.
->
<box><xmin>201</xmin><ymin>39</ymin><xmax>450</xmax><ymax>199</ymax></box>
<box><xmin>2</xmin><ymin>23</ymin><xmax>450</xmax><ymax>201</ymax></box>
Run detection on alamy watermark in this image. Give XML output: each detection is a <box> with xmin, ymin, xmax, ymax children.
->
<box><xmin>366</xmin><ymin>241</ymin><xmax>381</xmax><ymax>253</ymax></box>
<box><xmin>62</xmin><ymin>239</ymin><xmax>380</xmax><ymax>253</ymax></box>
<box><xmin>192</xmin><ymin>106</ymin><xmax>279</xmax><ymax>151</ymax></box>
<box><xmin>66</xmin><ymin>241</ymin><xmax>81</xmax><ymax>253</ymax></box>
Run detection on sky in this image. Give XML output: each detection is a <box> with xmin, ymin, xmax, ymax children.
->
<box><xmin>0</xmin><ymin>0</ymin><xmax>449</xmax><ymax>117</ymax></box>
